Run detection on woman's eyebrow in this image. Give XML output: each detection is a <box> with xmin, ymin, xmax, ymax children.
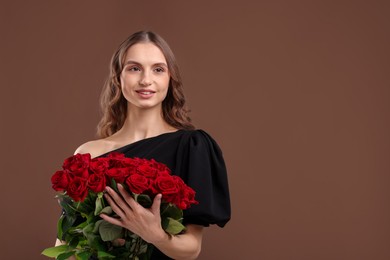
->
<box><xmin>153</xmin><ymin>62</ymin><xmax>168</xmax><ymax>68</ymax></box>
<box><xmin>124</xmin><ymin>60</ymin><xmax>168</xmax><ymax>67</ymax></box>
<box><xmin>123</xmin><ymin>60</ymin><xmax>141</xmax><ymax>66</ymax></box>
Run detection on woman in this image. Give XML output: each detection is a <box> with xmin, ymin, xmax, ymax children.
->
<box><xmin>56</xmin><ymin>31</ymin><xmax>230</xmax><ymax>259</ymax></box>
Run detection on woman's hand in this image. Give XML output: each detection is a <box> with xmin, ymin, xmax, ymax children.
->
<box><xmin>100</xmin><ymin>183</ymin><xmax>203</xmax><ymax>259</ymax></box>
<box><xmin>99</xmin><ymin>184</ymin><xmax>168</xmax><ymax>244</ymax></box>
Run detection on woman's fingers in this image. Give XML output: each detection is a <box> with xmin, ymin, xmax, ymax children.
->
<box><xmin>117</xmin><ymin>184</ymin><xmax>141</xmax><ymax>211</ymax></box>
<box><xmin>100</xmin><ymin>212</ymin><xmax>123</xmax><ymax>227</ymax></box>
<box><xmin>104</xmin><ymin>186</ymin><xmax>131</xmax><ymax>218</ymax></box>
<box><xmin>117</xmin><ymin>184</ymin><xmax>161</xmax><ymax>218</ymax></box>
<box><xmin>101</xmin><ymin>184</ymin><xmax>164</xmax><ymax>242</ymax></box>
<box><xmin>151</xmin><ymin>194</ymin><xmax>162</xmax><ymax>215</ymax></box>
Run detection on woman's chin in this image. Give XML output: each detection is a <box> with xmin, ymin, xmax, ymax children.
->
<box><xmin>128</xmin><ymin>102</ymin><xmax>163</xmax><ymax>111</ymax></box>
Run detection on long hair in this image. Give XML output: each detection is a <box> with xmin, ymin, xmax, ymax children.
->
<box><xmin>97</xmin><ymin>31</ymin><xmax>195</xmax><ymax>138</ymax></box>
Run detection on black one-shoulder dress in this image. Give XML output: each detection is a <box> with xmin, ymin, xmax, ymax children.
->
<box><xmin>96</xmin><ymin>129</ymin><xmax>231</xmax><ymax>259</ymax></box>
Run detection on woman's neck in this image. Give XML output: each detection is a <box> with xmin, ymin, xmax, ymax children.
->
<box><xmin>111</xmin><ymin>105</ymin><xmax>176</xmax><ymax>143</ymax></box>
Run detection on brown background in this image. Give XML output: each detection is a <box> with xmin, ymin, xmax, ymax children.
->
<box><xmin>0</xmin><ymin>1</ymin><xmax>389</xmax><ymax>259</ymax></box>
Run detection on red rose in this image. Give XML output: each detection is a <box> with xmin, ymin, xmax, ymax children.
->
<box><xmin>63</xmin><ymin>153</ymin><xmax>91</xmax><ymax>179</ymax></box>
<box><xmin>87</xmin><ymin>173</ymin><xmax>106</xmax><ymax>193</ymax></box>
<box><xmin>137</xmin><ymin>164</ymin><xmax>158</xmax><ymax>179</ymax></box>
<box><xmin>67</xmin><ymin>177</ymin><xmax>89</xmax><ymax>202</ymax></box>
<box><xmin>177</xmin><ymin>186</ymin><xmax>198</xmax><ymax>210</ymax></box>
<box><xmin>157</xmin><ymin>168</ymin><xmax>171</xmax><ymax>177</ymax></box>
<box><xmin>131</xmin><ymin>157</ymin><xmax>143</xmax><ymax>166</ymax></box>
<box><xmin>107</xmin><ymin>152</ymin><xmax>125</xmax><ymax>159</ymax></box>
<box><xmin>106</xmin><ymin>154</ymin><xmax>138</xmax><ymax>172</ymax></box>
<box><xmin>51</xmin><ymin>170</ymin><xmax>70</xmax><ymax>191</ymax></box>
<box><xmin>153</xmin><ymin>176</ymin><xmax>198</xmax><ymax>209</ymax></box>
<box><xmin>154</xmin><ymin>160</ymin><xmax>171</xmax><ymax>172</ymax></box>
<box><xmin>106</xmin><ymin>167</ymin><xmax>129</xmax><ymax>183</ymax></box>
<box><xmin>153</xmin><ymin>175</ymin><xmax>181</xmax><ymax>202</ymax></box>
<box><xmin>90</xmin><ymin>158</ymin><xmax>109</xmax><ymax>175</ymax></box>
<box><xmin>125</xmin><ymin>174</ymin><xmax>150</xmax><ymax>194</ymax></box>
<box><xmin>121</xmin><ymin>158</ymin><xmax>138</xmax><ymax>174</ymax></box>
<box><xmin>166</xmin><ymin>176</ymin><xmax>185</xmax><ymax>206</ymax></box>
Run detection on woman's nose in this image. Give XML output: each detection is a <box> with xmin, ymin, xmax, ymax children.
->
<box><xmin>139</xmin><ymin>71</ymin><xmax>152</xmax><ymax>86</ymax></box>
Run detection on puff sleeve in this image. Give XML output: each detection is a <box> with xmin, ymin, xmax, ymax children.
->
<box><xmin>176</xmin><ymin>130</ymin><xmax>231</xmax><ymax>228</ymax></box>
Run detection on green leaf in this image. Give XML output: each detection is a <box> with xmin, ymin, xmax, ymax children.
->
<box><xmin>93</xmin><ymin>219</ymin><xmax>104</xmax><ymax>233</ymax></box>
<box><xmin>75</xmin><ymin>200</ymin><xmax>95</xmax><ymax>214</ymax></box>
<box><xmin>160</xmin><ymin>203</ymin><xmax>183</xmax><ymax>220</ymax></box>
<box><xmin>58</xmin><ymin>195</ymin><xmax>75</xmax><ymax>214</ymax></box>
<box><xmin>67</xmin><ymin>224</ymin><xmax>84</xmax><ymax>235</ymax></box>
<box><xmin>94</xmin><ymin>192</ymin><xmax>104</xmax><ymax>216</ymax></box>
<box><xmin>83</xmin><ymin>222</ymin><xmax>105</xmax><ymax>250</ymax></box>
<box><xmin>41</xmin><ymin>245</ymin><xmax>68</xmax><ymax>257</ymax></box>
<box><xmin>97</xmin><ymin>250</ymin><xmax>116</xmax><ymax>258</ymax></box>
<box><xmin>163</xmin><ymin>217</ymin><xmax>186</xmax><ymax>235</ymax></box>
<box><xmin>82</xmin><ymin>222</ymin><xmax>94</xmax><ymax>237</ymax></box>
<box><xmin>84</xmin><ymin>212</ymin><xmax>93</xmax><ymax>220</ymax></box>
<box><xmin>139</xmin><ymin>243</ymin><xmax>148</xmax><ymax>254</ymax></box>
<box><xmin>56</xmin><ymin>215</ymin><xmax>64</xmax><ymax>239</ymax></box>
<box><xmin>87</xmin><ymin>233</ymin><xmax>106</xmax><ymax>251</ymax></box>
<box><xmin>99</xmin><ymin>220</ymin><xmax>123</xmax><ymax>241</ymax></box>
<box><xmin>100</xmin><ymin>206</ymin><xmax>113</xmax><ymax>215</ymax></box>
<box><xmin>68</xmin><ymin>236</ymin><xmax>79</xmax><ymax>249</ymax></box>
<box><xmin>76</xmin><ymin>251</ymin><xmax>93</xmax><ymax>260</ymax></box>
<box><xmin>57</xmin><ymin>250</ymin><xmax>76</xmax><ymax>260</ymax></box>
<box><xmin>60</xmin><ymin>214</ymin><xmax>77</xmax><ymax>240</ymax></box>
<box><xmin>88</xmin><ymin>191</ymin><xmax>98</xmax><ymax>202</ymax></box>
<box><xmin>111</xmin><ymin>179</ymin><xmax>119</xmax><ymax>193</ymax></box>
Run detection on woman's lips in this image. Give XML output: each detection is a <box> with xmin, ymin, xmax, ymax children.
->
<box><xmin>135</xmin><ymin>89</ymin><xmax>156</xmax><ymax>98</ymax></box>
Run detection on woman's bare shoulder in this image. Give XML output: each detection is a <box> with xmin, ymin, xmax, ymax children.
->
<box><xmin>74</xmin><ymin>139</ymin><xmax>113</xmax><ymax>159</ymax></box>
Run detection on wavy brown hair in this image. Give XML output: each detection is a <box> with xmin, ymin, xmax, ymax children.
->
<box><xmin>97</xmin><ymin>31</ymin><xmax>195</xmax><ymax>138</ymax></box>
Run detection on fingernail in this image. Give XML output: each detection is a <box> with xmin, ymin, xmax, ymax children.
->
<box><xmin>105</xmin><ymin>187</ymin><xmax>110</xmax><ymax>192</ymax></box>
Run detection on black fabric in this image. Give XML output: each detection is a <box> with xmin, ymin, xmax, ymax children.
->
<box><xmin>97</xmin><ymin>129</ymin><xmax>231</xmax><ymax>259</ymax></box>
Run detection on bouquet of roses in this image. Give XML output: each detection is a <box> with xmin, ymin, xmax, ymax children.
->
<box><xmin>42</xmin><ymin>152</ymin><xmax>198</xmax><ymax>260</ymax></box>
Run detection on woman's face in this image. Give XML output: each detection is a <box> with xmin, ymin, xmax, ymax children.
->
<box><xmin>120</xmin><ymin>42</ymin><xmax>170</xmax><ymax>111</ymax></box>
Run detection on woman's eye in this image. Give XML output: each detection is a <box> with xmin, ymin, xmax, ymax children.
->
<box><xmin>128</xmin><ymin>66</ymin><xmax>141</xmax><ymax>72</ymax></box>
<box><xmin>154</xmin><ymin>67</ymin><xmax>165</xmax><ymax>73</ymax></box>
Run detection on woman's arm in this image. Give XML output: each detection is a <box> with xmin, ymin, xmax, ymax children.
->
<box><xmin>100</xmin><ymin>184</ymin><xmax>203</xmax><ymax>259</ymax></box>
<box><xmin>152</xmin><ymin>224</ymin><xmax>203</xmax><ymax>260</ymax></box>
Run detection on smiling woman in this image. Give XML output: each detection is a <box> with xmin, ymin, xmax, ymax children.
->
<box><xmin>98</xmin><ymin>31</ymin><xmax>195</xmax><ymax>139</ymax></box>
<box><xmin>120</xmin><ymin>43</ymin><xmax>170</xmax><ymax>110</ymax></box>
<box><xmin>54</xmin><ymin>31</ymin><xmax>231</xmax><ymax>260</ymax></box>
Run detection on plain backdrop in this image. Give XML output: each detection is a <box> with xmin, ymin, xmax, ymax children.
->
<box><xmin>0</xmin><ymin>1</ymin><xmax>389</xmax><ymax>259</ymax></box>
